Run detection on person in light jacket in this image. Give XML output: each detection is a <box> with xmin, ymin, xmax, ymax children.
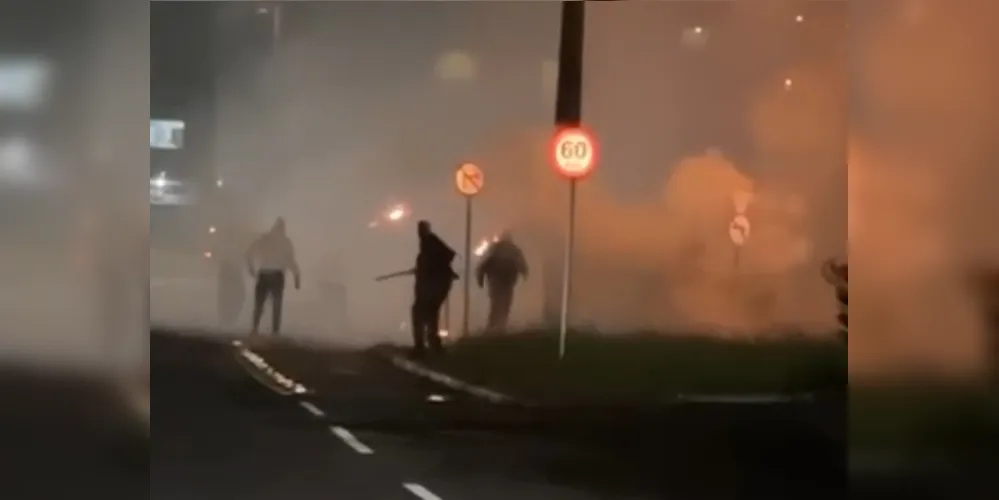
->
<box><xmin>246</xmin><ymin>217</ymin><xmax>301</xmax><ymax>336</ymax></box>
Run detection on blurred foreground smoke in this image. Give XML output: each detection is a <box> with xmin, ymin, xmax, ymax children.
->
<box><xmin>849</xmin><ymin>0</ymin><xmax>999</xmax><ymax>382</ymax></box>
<box><xmin>0</xmin><ymin>0</ymin><xmax>148</xmax><ymax>495</ymax></box>
<box><xmin>850</xmin><ymin>3</ymin><xmax>999</xmax><ymax>493</ymax></box>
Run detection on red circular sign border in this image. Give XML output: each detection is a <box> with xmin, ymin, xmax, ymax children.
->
<box><xmin>549</xmin><ymin>125</ymin><xmax>599</xmax><ymax>180</ymax></box>
<box><xmin>455</xmin><ymin>162</ymin><xmax>484</xmax><ymax>196</ymax></box>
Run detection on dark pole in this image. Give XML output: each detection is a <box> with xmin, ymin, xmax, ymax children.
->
<box><xmin>462</xmin><ymin>196</ymin><xmax>473</xmax><ymax>337</ymax></box>
<box><xmin>554</xmin><ymin>1</ymin><xmax>586</xmax><ymax>126</ymax></box>
<box><xmin>543</xmin><ymin>0</ymin><xmax>586</xmax><ymax>325</ymax></box>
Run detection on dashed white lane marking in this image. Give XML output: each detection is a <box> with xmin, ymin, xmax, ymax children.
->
<box><xmin>330</xmin><ymin>426</ymin><xmax>374</xmax><ymax>455</ymax></box>
<box><xmin>299</xmin><ymin>401</ymin><xmax>325</xmax><ymax>417</ymax></box>
<box><xmin>403</xmin><ymin>483</ymin><xmax>442</xmax><ymax>500</ymax></box>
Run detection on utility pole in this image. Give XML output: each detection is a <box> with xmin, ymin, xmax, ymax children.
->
<box><xmin>543</xmin><ymin>0</ymin><xmax>587</xmax><ymax>325</ymax></box>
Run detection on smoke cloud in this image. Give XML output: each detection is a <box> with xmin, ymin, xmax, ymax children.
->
<box><xmin>151</xmin><ymin>1</ymin><xmax>999</xmax><ymax>384</ymax></box>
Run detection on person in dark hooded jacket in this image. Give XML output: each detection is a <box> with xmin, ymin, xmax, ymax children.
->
<box><xmin>374</xmin><ymin>220</ymin><xmax>457</xmax><ymax>354</ymax></box>
<box><xmin>411</xmin><ymin>220</ymin><xmax>458</xmax><ymax>354</ymax></box>
<box><xmin>476</xmin><ymin>231</ymin><xmax>528</xmax><ymax>331</ymax></box>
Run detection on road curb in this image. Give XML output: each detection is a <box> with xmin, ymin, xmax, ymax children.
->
<box><xmin>231</xmin><ymin>340</ymin><xmax>310</xmax><ymax>396</ymax></box>
<box><xmin>385</xmin><ymin>353</ymin><xmax>521</xmax><ymax>405</ymax></box>
<box><xmin>379</xmin><ymin>347</ymin><xmax>821</xmax><ymax>409</ymax></box>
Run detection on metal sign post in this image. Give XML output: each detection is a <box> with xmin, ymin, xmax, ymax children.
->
<box><xmin>729</xmin><ymin>190</ymin><xmax>754</xmax><ymax>271</ymax></box>
<box><xmin>550</xmin><ymin>127</ymin><xmax>598</xmax><ymax>360</ymax></box>
<box><xmin>560</xmin><ymin>179</ymin><xmax>577</xmax><ymax>358</ymax></box>
<box><xmin>454</xmin><ymin>162</ymin><xmax>484</xmax><ymax>338</ymax></box>
<box><xmin>463</xmin><ymin>195</ymin><xmax>472</xmax><ymax>337</ymax></box>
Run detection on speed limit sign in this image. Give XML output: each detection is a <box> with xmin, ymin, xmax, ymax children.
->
<box><xmin>550</xmin><ymin>126</ymin><xmax>598</xmax><ymax>179</ymax></box>
<box><xmin>548</xmin><ymin>125</ymin><xmax>599</xmax><ymax>360</ymax></box>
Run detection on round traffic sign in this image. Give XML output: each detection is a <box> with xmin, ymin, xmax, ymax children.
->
<box><xmin>729</xmin><ymin>215</ymin><xmax>750</xmax><ymax>246</ymax></box>
<box><xmin>550</xmin><ymin>127</ymin><xmax>598</xmax><ymax>179</ymax></box>
<box><xmin>454</xmin><ymin>162</ymin><xmax>484</xmax><ymax>196</ymax></box>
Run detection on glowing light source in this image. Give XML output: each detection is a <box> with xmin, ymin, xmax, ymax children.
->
<box><xmin>681</xmin><ymin>26</ymin><xmax>709</xmax><ymax>48</ymax></box>
<box><xmin>783</xmin><ymin>78</ymin><xmax>794</xmax><ymax>90</ymax></box>
<box><xmin>474</xmin><ymin>241</ymin><xmax>489</xmax><ymax>257</ymax></box>
<box><xmin>386</xmin><ymin>205</ymin><xmax>407</xmax><ymax>221</ymax></box>
<box><xmin>473</xmin><ymin>234</ymin><xmax>501</xmax><ymax>257</ymax></box>
<box><xmin>151</xmin><ymin>172</ymin><xmax>167</xmax><ymax>189</ymax></box>
<box><xmin>795</xmin><ymin>14</ymin><xmax>804</xmax><ymax>23</ymax></box>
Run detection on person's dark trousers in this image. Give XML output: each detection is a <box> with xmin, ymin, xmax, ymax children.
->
<box><xmin>411</xmin><ymin>279</ymin><xmax>451</xmax><ymax>354</ymax></box>
<box><xmin>252</xmin><ymin>270</ymin><xmax>286</xmax><ymax>336</ymax></box>
<box><xmin>486</xmin><ymin>281</ymin><xmax>515</xmax><ymax>332</ymax></box>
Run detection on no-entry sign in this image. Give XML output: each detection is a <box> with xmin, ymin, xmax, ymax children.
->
<box><xmin>454</xmin><ymin>162</ymin><xmax>484</xmax><ymax>196</ymax></box>
<box><xmin>550</xmin><ymin>127</ymin><xmax>598</xmax><ymax>179</ymax></box>
<box><xmin>729</xmin><ymin>214</ymin><xmax>751</xmax><ymax>246</ymax></box>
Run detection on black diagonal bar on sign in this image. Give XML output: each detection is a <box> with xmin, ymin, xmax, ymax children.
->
<box><xmin>461</xmin><ymin>168</ymin><xmax>481</xmax><ymax>191</ymax></box>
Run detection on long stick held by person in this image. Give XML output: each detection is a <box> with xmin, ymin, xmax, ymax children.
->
<box><xmin>374</xmin><ymin>269</ymin><xmax>414</xmax><ymax>282</ymax></box>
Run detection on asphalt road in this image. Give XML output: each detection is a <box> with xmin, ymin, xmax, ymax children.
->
<box><xmin>152</xmin><ymin>332</ymin><xmax>663</xmax><ymax>499</ymax></box>
<box><xmin>147</xmin><ymin>330</ymin><xmax>846</xmax><ymax>499</ymax></box>
<box><xmin>2</xmin><ymin>330</ymin><xmax>988</xmax><ymax>499</ymax></box>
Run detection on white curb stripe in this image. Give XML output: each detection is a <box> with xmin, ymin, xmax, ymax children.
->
<box><xmin>388</xmin><ymin>354</ymin><xmax>517</xmax><ymax>404</ymax></box>
<box><xmin>403</xmin><ymin>483</ymin><xmax>443</xmax><ymax>500</ymax></box>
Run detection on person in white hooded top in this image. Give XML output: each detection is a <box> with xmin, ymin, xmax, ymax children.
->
<box><xmin>246</xmin><ymin>217</ymin><xmax>301</xmax><ymax>336</ymax></box>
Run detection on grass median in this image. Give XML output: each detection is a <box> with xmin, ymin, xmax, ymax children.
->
<box><xmin>423</xmin><ymin>329</ymin><xmax>846</xmax><ymax>404</ymax></box>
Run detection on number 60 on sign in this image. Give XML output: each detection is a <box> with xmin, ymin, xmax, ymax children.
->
<box><xmin>550</xmin><ymin>127</ymin><xmax>598</xmax><ymax>179</ymax></box>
